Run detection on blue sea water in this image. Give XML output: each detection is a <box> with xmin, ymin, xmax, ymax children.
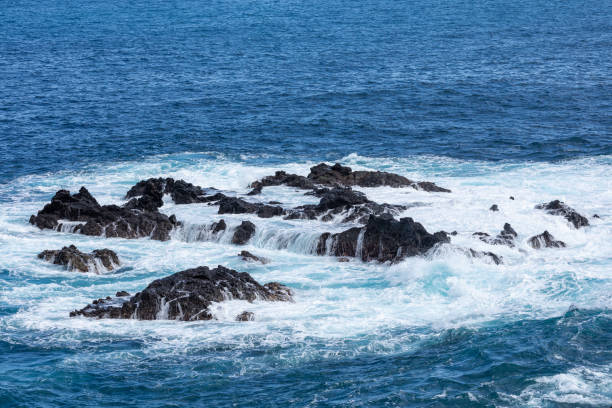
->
<box><xmin>1</xmin><ymin>0</ymin><xmax>611</xmax><ymax>407</ymax></box>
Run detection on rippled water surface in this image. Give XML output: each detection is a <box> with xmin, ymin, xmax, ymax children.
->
<box><xmin>1</xmin><ymin>0</ymin><xmax>611</xmax><ymax>407</ymax></box>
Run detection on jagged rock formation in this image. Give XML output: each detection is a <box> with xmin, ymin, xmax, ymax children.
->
<box><xmin>125</xmin><ymin>177</ymin><xmax>225</xmax><ymax>206</ymax></box>
<box><xmin>285</xmin><ymin>187</ymin><xmax>405</xmax><ymax>224</ymax></box>
<box><xmin>473</xmin><ymin>223</ymin><xmax>517</xmax><ymax>247</ymax></box>
<box><xmin>316</xmin><ymin>214</ymin><xmax>449</xmax><ymax>262</ymax></box>
<box><xmin>248</xmin><ymin>162</ymin><xmax>450</xmax><ymax>193</ymax></box>
<box><xmin>236</xmin><ymin>311</ymin><xmax>255</xmax><ymax>321</ymax></box>
<box><xmin>70</xmin><ymin>265</ymin><xmax>293</xmax><ymax>320</ymax></box>
<box><xmin>29</xmin><ymin>187</ymin><xmax>177</xmax><ymax>241</ymax></box>
<box><xmin>38</xmin><ymin>245</ymin><xmax>120</xmax><ymax>273</ymax></box>
<box><xmin>535</xmin><ymin>200</ymin><xmax>589</xmax><ymax>229</ymax></box>
<box><xmin>528</xmin><ymin>231</ymin><xmax>566</xmax><ymax>249</ymax></box>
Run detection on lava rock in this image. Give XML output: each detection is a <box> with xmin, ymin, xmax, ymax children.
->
<box><xmin>38</xmin><ymin>245</ymin><xmax>120</xmax><ymax>273</ymax></box>
<box><xmin>239</xmin><ymin>250</ymin><xmax>269</xmax><ymax>264</ymax></box>
<box><xmin>535</xmin><ymin>200</ymin><xmax>589</xmax><ymax>229</ymax></box>
<box><xmin>217</xmin><ymin>197</ymin><xmax>283</xmax><ymax>219</ymax></box>
<box><xmin>125</xmin><ymin>177</ymin><xmax>223</xmax><ymax>205</ymax></box>
<box><xmin>473</xmin><ymin>223</ymin><xmax>517</xmax><ymax>247</ymax></box>
<box><xmin>317</xmin><ymin>214</ymin><xmax>450</xmax><ymax>262</ymax></box>
<box><xmin>29</xmin><ymin>187</ymin><xmax>176</xmax><ymax>241</ymax></box>
<box><xmin>232</xmin><ymin>221</ymin><xmax>256</xmax><ymax>245</ymax></box>
<box><xmin>70</xmin><ymin>265</ymin><xmax>293</xmax><ymax>320</ymax></box>
<box><xmin>528</xmin><ymin>231</ymin><xmax>566</xmax><ymax>249</ymax></box>
<box><xmin>248</xmin><ymin>171</ymin><xmax>315</xmax><ymax>193</ymax></box>
<box><xmin>115</xmin><ymin>291</ymin><xmax>130</xmax><ymax>297</ymax></box>
<box><xmin>489</xmin><ymin>204</ymin><xmax>499</xmax><ymax>212</ymax></box>
<box><xmin>468</xmin><ymin>249</ymin><xmax>503</xmax><ymax>265</ymax></box>
<box><xmin>211</xmin><ymin>219</ymin><xmax>227</xmax><ymax>233</ymax></box>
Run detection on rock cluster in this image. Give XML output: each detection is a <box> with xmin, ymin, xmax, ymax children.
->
<box><xmin>30</xmin><ymin>187</ymin><xmax>177</xmax><ymax>241</ymax></box>
<box><xmin>528</xmin><ymin>231</ymin><xmax>566</xmax><ymax>249</ymax></box>
<box><xmin>70</xmin><ymin>265</ymin><xmax>292</xmax><ymax>320</ymax></box>
<box><xmin>473</xmin><ymin>223</ymin><xmax>517</xmax><ymax>247</ymax></box>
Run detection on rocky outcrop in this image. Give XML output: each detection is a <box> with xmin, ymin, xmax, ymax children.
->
<box><xmin>70</xmin><ymin>265</ymin><xmax>293</xmax><ymax>320</ymax></box>
<box><xmin>125</xmin><ymin>177</ymin><xmax>225</xmax><ymax>206</ymax></box>
<box><xmin>232</xmin><ymin>221</ymin><xmax>256</xmax><ymax>245</ymax></box>
<box><xmin>468</xmin><ymin>249</ymin><xmax>503</xmax><ymax>265</ymax></box>
<box><xmin>38</xmin><ymin>245</ymin><xmax>120</xmax><ymax>273</ymax></box>
<box><xmin>217</xmin><ymin>197</ymin><xmax>283</xmax><ymax>219</ymax></box>
<box><xmin>473</xmin><ymin>223</ymin><xmax>517</xmax><ymax>247</ymax></box>
<box><xmin>29</xmin><ymin>187</ymin><xmax>177</xmax><ymax>241</ymax></box>
<box><xmin>535</xmin><ymin>200</ymin><xmax>589</xmax><ymax>229</ymax></box>
<box><xmin>528</xmin><ymin>231</ymin><xmax>566</xmax><ymax>249</ymax></box>
<box><xmin>285</xmin><ymin>187</ymin><xmax>405</xmax><ymax>224</ymax></box>
<box><xmin>249</xmin><ymin>163</ymin><xmax>450</xmax><ymax>193</ymax></box>
<box><xmin>316</xmin><ymin>214</ymin><xmax>449</xmax><ymax>262</ymax></box>
<box><xmin>248</xmin><ymin>171</ymin><xmax>315</xmax><ymax>194</ymax></box>
<box><xmin>239</xmin><ymin>250</ymin><xmax>269</xmax><ymax>264</ymax></box>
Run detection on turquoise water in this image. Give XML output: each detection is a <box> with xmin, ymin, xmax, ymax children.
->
<box><xmin>1</xmin><ymin>0</ymin><xmax>611</xmax><ymax>406</ymax></box>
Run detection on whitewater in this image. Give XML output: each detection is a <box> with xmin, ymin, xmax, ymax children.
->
<box><xmin>0</xmin><ymin>152</ymin><xmax>610</xmax><ymax>407</ymax></box>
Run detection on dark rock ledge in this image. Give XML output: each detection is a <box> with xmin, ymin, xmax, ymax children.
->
<box><xmin>30</xmin><ymin>187</ymin><xmax>178</xmax><ymax>241</ymax></box>
<box><xmin>316</xmin><ymin>214</ymin><xmax>450</xmax><ymax>263</ymax></box>
<box><xmin>248</xmin><ymin>163</ymin><xmax>450</xmax><ymax>194</ymax></box>
<box><xmin>70</xmin><ymin>265</ymin><xmax>292</xmax><ymax>320</ymax></box>
<box><xmin>535</xmin><ymin>200</ymin><xmax>589</xmax><ymax>229</ymax></box>
<box><xmin>38</xmin><ymin>245</ymin><xmax>120</xmax><ymax>273</ymax></box>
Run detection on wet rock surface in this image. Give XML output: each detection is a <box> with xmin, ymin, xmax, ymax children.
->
<box><xmin>70</xmin><ymin>265</ymin><xmax>293</xmax><ymax>320</ymax></box>
<box><xmin>285</xmin><ymin>187</ymin><xmax>406</xmax><ymax>224</ymax></box>
<box><xmin>38</xmin><ymin>245</ymin><xmax>120</xmax><ymax>273</ymax></box>
<box><xmin>473</xmin><ymin>223</ymin><xmax>518</xmax><ymax>247</ymax></box>
<box><xmin>236</xmin><ymin>311</ymin><xmax>255</xmax><ymax>321</ymax></box>
<box><xmin>536</xmin><ymin>200</ymin><xmax>589</xmax><ymax>229</ymax></box>
<box><xmin>528</xmin><ymin>231</ymin><xmax>566</xmax><ymax>249</ymax></box>
<box><xmin>232</xmin><ymin>221</ymin><xmax>256</xmax><ymax>245</ymax></box>
<box><xmin>218</xmin><ymin>197</ymin><xmax>283</xmax><ymax>219</ymax></box>
<box><xmin>249</xmin><ymin>162</ymin><xmax>450</xmax><ymax>192</ymax></box>
<box><xmin>29</xmin><ymin>187</ymin><xmax>177</xmax><ymax>241</ymax></box>
<box><xmin>125</xmin><ymin>177</ymin><xmax>224</xmax><ymax>205</ymax></box>
<box><xmin>317</xmin><ymin>214</ymin><xmax>450</xmax><ymax>262</ymax></box>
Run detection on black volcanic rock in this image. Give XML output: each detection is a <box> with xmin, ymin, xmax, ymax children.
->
<box><xmin>535</xmin><ymin>200</ymin><xmax>589</xmax><ymax>229</ymax></box>
<box><xmin>38</xmin><ymin>245</ymin><xmax>120</xmax><ymax>273</ymax></box>
<box><xmin>126</xmin><ymin>177</ymin><xmax>225</xmax><ymax>205</ymax></box>
<box><xmin>232</xmin><ymin>221</ymin><xmax>256</xmax><ymax>245</ymax></box>
<box><xmin>468</xmin><ymin>249</ymin><xmax>503</xmax><ymax>265</ymax></box>
<box><xmin>29</xmin><ymin>187</ymin><xmax>176</xmax><ymax>241</ymax></box>
<box><xmin>528</xmin><ymin>231</ymin><xmax>566</xmax><ymax>249</ymax></box>
<box><xmin>236</xmin><ymin>311</ymin><xmax>255</xmax><ymax>321</ymax></box>
<box><xmin>489</xmin><ymin>204</ymin><xmax>499</xmax><ymax>212</ymax></box>
<box><xmin>285</xmin><ymin>187</ymin><xmax>405</xmax><ymax>224</ymax></box>
<box><xmin>316</xmin><ymin>214</ymin><xmax>450</xmax><ymax>262</ymax></box>
<box><xmin>473</xmin><ymin>223</ymin><xmax>517</xmax><ymax>247</ymax></box>
<box><xmin>70</xmin><ymin>265</ymin><xmax>293</xmax><ymax>320</ymax></box>
<box><xmin>218</xmin><ymin>197</ymin><xmax>283</xmax><ymax>219</ymax></box>
<box><xmin>249</xmin><ymin>163</ymin><xmax>449</xmax><ymax>193</ymax></box>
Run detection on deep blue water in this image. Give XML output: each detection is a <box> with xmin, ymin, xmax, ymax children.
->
<box><xmin>1</xmin><ymin>0</ymin><xmax>611</xmax><ymax>407</ymax></box>
<box><xmin>1</xmin><ymin>0</ymin><xmax>611</xmax><ymax>182</ymax></box>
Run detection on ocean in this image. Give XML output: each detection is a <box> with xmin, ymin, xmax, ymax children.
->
<box><xmin>0</xmin><ymin>0</ymin><xmax>610</xmax><ymax>407</ymax></box>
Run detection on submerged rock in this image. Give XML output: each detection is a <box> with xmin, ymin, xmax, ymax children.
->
<box><xmin>468</xmin><ymin>249</ymin><xmax>503</xmax><ymax>265</ymax></box>
<box><xmin>218</xmin><ymin>197</ymin><xmax>283</xmax><ymax>218</ymax></box>
<box><xmin>239</xmin><ymin>250</ymin><xmax>269</xmax><ymax>264</ymax></box>
<box><xmin>528</xmin><ymin>231</ymin><xmax>566</xmax><ymax>249</ymax></box>
<box><xmin>29</xmin><ymin>187</ymin><xmax>177</xmax><ymax>241</ymax></box>
<box><xmin>70</xmin><ymin>265</ymin><xmax>293</xmax><ymax>320</ymax></box>
<box><xmin>232</xmin><ymin>221</ymin><xmax>256</xmax><ymax>245</ymax></box>
<box><xmin>535</xmin><ymin>200</ymin><xmax>589</xmax><ymax>229</ymax></box>
<box><xmin>316</xmin><ymin>214</ymin><xmax>449</xmax><ymax>262</ymax></box>
<box><xmin>489</xmin><ymin>204</ymin><xmax>499</xmax><ymax>212</ymax></box>
<box><xmin>236</xmin><ymin>311</ymin><xmax>255</xmax><ymax>321</ymax></box>
<box><xmin>38</xmin><ymin>245</ymin><xmax>120</xmax><ymax>273</ymax></box>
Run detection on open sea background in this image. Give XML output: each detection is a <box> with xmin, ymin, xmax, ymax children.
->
<box><xmin>0</xmin><ymin>0</ymin><xmax>611</xmax><ymax>407</ymax></box>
